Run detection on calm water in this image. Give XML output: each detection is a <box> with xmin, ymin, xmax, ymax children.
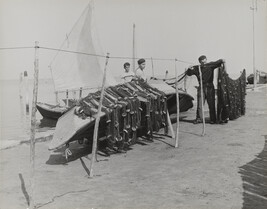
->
<box><xmin>0</xmin><ymin>79</ymin><xmax>57</xmax><ymax>149</ymax></box>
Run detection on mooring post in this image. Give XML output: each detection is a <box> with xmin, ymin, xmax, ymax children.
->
<box><xmin>24</xmin><ymin>70</ymin><xmax>29</xmax><ymax>113</ymax></box>
<box><xmin>79</xmin><ymin>87</ymin><xmax>83</xmax><ymax>99</ymax></box>
<box><xmin>184</xmin><ymin>68</ymin><xmax>187</xmax><ymax>92</ymax></box>
<box><xmin>151</xmin><ymin>57</ymin><xmax>155</xmax><ymax>78</ymax></box>
<box><xmin>66</xmin><ymin>90</ymin><xmax>69</xmax><ymax>107</ymax></box>
<box><xmin>175</xmin><ymin>59</ymin><xmax>179</xmax><ymax>148</ymax></box>
<box><xmin>198</xmin><ymin>65</ymin><xmax>205</xmax><ymax>136</ymax></box>
<box><xmin>90</xmin><ymin>53</ymin><xmax>110</xmax><ymax>178</ymax></box>
<box><xmin>167</xmin><ymin>110</ymin><xmax>175</xmax><ymax>139</ymax></box>
<box><xmin>165</xmin><ymin>70</ymin><xmax>168</xmax><ymax>81</ymax></box>
<box><xmin>29</xmin><ymin>41</ymin><xmax>39</xmax><ymax>209</ymax></box>
<box><xmin>19</xmin><ymin>72</ymin><xmax>23</xmax><ymax>99</ymax></box>
<box><xmin>132</xmin><ymin>23</ymin><xmax>136</xmax><ymax>73</ymax></box>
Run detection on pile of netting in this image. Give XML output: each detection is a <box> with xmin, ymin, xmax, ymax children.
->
<box><xmin>217</xmin><ymin>68</ymin><xmax>246</xmax><ymax>122</ymax></box>
<box><xmin>74</xmin><ymin>80</ymin><xmax>169</xmax><ymax>152</ymax></box>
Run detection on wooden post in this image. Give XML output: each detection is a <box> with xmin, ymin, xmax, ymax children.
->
<box><xmin>198</xmin><ymin>65</ymin><xmax>205</xmax><ymax>136</ymax></box>
<box><xmin>55</xmin><ymin>91</ymin><xmax>59</xmax><ymax>105</ymax></box>
<box><xmin>29</xmin><ymin>41</ymin><xmax>39</xmax><ymax>209</ymax></box>
<box><xmin>151</xmin><ymin>57</ymin><xmax>155</xmax><ymax>78</ymax></box>
<box><xmin>165</xmin><ymin>70</ymin><xmax>168</xmax><ymax>81</ymax></box>
<box><xmin>24</xmin><ymin>70</ymin><xmax>29</xmax><ymax>113</ymax></box>
<box><xmin>79</xmin><ymin>87</ymin><xmax>83</xmax><ymax>99</ymax></box>
<box><xmin>175</xmin><ymin>59</ymin><xmax>179</xmax><ymax>148</ymax></box>
<box><xmin>19</xmin><ymin>72</ymin><xmax>23</xmax><ymax>99</ymax></box>
<box><xmin>90</xmin><ymin>53</ymin><xmax>110</xmax><ymax>178</ymax></box>
<box><xmin>132</xmin><ymin>23</ymin><xmax>136</xmax><ymax>73</ymax></box>
<box><xmin>184</xmin><ymin>68</ymin><xmax>187</xmax><ymax>92</ymax></box>
<box><xmin>73</xmin><ymin>90</ymin><xmax>77</xmax><ymax>100</ymax></box>
<box><xmin>167</xmin><ymin>110</ymin><xmax>175</xmax><ymax>139</ymax></box>
<box><xmin>66</xmin><ymin>90</ymin><xmax>69</xmax><ymax>107</ymax></box>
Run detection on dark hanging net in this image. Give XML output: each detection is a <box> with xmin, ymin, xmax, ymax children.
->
<box><xmin>74</xmin><ymin>80</ymin><xmax>169</xmax><ymax>152</ymax></box>
<box><xmin>217</xmin><ymin>67</ymin><xmax>246</xmax><ymax>122</ymax></box>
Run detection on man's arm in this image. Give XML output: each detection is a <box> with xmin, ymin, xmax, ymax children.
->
<box><xmin>186</xmin><ymin>65</ymin><xmax>198</xmax><ymax>76</ymax></box>
<box><xmin>205</xmin><ymin>59</ymin><xmax>224</xmax><ymax>70</ymax></box>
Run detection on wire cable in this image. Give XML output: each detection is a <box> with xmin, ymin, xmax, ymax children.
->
<box><xmin>0</xmin><ymin>46</ymin><xmax>34</xmax><ymax>50</ymax></box>
<box><xmin>0</xmin><ymin>45</ymin><xmax>195</xmax><ymax>65</ymax></box>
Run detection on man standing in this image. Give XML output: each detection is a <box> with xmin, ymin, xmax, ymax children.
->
<box><xmin>186</xmin><ymin>55</ymin><xmax>224</xmax><ymax>124</ymax></box>
<box><xmin>121</xmin><ymin>62</ymin><xmax>134</xmax><ymax>82</ymax></box>
<box><xmin>135</xmin><ymin>58</ymin><xmax>147</xmax><ymax>82</ymax></box>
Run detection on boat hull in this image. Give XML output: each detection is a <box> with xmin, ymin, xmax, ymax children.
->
<box><xmin>36</xmin><ymin>102</ymin><xmax>68</xmax><ymax>120</ymax></box>
<box><xmin>49</xmin><ymin>81</ymin><xmax>194</xmax><ymax>151</ymax></box>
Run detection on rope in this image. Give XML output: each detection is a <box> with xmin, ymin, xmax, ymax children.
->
<box><xmin>48</xmin><ymin>3</ymin><xmax>92</xmax><ymax>67</ymax></box>
<box><xmin>0</xmin><ymin>46</ymin><xmax>34</xmax><ymax>50</ymax></box>
<box><xmin>0</xmin><ymin>45</ymin><xmax>194</xmax><ymax>65</ymax></box>
<box><xmin>40</xmin><ymin>46</ymin><xmax>194</xmax><ymax>64</ymax></box>
<box><xmin>39</xmin><ymin>46</ymin><xmax>106</xmax><ymax>58</ymax></box>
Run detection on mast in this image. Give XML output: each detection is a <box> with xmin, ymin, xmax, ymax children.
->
<box><xmin>251</xmin><ymin>0</ymin><xmax>257</xmax><ymax>90</ymax></box>
<box><xmin>132</xmin><ymin>23</ymin><xmax>136</xmax><ymax>72</ymax></box>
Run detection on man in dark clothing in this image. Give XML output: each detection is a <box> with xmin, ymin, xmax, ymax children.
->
<box><xmin>186</xmin><ymin>55</ymin><xmax>224</xmax><ymax>124</ymax></box>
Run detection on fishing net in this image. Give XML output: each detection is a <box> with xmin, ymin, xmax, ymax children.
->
<box><xmin>217</xmin><ymin>67</ymin><xmax>246</xmax><ymax>122</ymax></box>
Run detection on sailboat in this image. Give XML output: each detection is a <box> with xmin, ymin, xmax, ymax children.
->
<box><xmin>44</xmin><ymin>1</ymin><xmax>194</xmax><ymax>153</ymax></box>
<box><xmin>37</xmin><ymin>1</ymin><xmax>117</xmax><ymax>120</ymax></box>
<box><xmin>37</xmin><ymin>1</ymin><xmax>193</xmax><ymax>121</ymax></box>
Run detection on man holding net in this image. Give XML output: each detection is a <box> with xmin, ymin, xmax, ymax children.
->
<box><xmin>186</xmin><ymin>55</ymin><xmax>225</xmax><ymax>124</ymax></box>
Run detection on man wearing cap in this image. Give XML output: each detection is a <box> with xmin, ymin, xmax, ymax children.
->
<box><xmin>135</xmin><ymin>58</ymin><xmax>148</xmax><ymax>82</ymax></box>
<box><xmin>186</xmin><ymin>55</ymin><xmax>225</xmax><ymax>124</ymax></box>
<box><xmin>121</xmin><ymin>62</ymin><xmax>134</xmax><ymax>82</ymax></box>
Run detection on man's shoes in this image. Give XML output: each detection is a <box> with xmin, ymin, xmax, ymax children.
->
<box><xmin>210</xmin><ymin>121</ymin><xmax>215</xmax><ymax>124</ymax></box>
<box><xmin>193</xmin><ymin>118</ymin><xmax>202</xmax><ymax>124</ymax></box>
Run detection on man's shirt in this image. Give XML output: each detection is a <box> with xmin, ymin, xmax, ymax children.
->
<box><xmin>186</xmin><ymin>59</ymin><xmax>223</xmax><ymax>85</ymax></box>
<box><xmin>121</xmin><ymin>71</ymin><xmax>135</xmax><ymax>82</ymax></box>
<box><xmin>135</xmin><ymin>68</ymin><xmax>147</xmax><ymax>82</ymax></box>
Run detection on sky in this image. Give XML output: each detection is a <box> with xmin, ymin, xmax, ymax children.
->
<box><xmin>0</xmin><ymin>0</ymin><xmax>266</xmax><ymax>80</ymax></box>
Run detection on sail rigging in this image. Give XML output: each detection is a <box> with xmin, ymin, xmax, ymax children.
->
<box><xmin>50</xmin><ymin>0</ymin><xmax>117</xmax><ymax>93</ymax></box>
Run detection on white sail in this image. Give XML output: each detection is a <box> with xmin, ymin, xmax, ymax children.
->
<box><xmin>50</xmin><ymin>1</ymin><xmax>117</xmax><ymax>93</ymax></box>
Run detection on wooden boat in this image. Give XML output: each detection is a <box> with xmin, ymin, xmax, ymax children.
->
<box><xmin>37</xmin><ymin>88</ymin><xmax>193</xmax><ymax>121</ymax></box>
<box><xmin>49</xmin><ymin>80</ymin><xmax>175</xmax><ymax>151</ymax></box>
<box><xmin>148</xmin><ymin>79</ymin><xmax>193</xmax><ymax>113</ymax></box>
<box><xmin>247</xmin><ymin>71</ymin><xmax>267</xmax><ymax>84</ymax></box>
<box><xmin>47</xmin><ymin>1</ymin><xmax>194</xmax><ymax>151</ymax></box>
<box><xmin>36</xmin><ymin>102</ymin><xmax>68</xmax><ymax>120</ymax></box>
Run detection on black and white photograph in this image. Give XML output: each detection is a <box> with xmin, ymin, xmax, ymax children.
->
<box><xmin>0</xmin><ymin>0</ymin><xmax>266</xmax><ymax>208</ymax></box>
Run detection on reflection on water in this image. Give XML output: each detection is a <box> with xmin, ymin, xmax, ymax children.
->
<box><xmin>0</xmin><ymin>79</ymin><xmax>56</xmax><ymax>149</ymax></box>
<box><xmin>19</xmin><ymin>96</ymin><xmax>31</xmax><ymax>136</ymax></box>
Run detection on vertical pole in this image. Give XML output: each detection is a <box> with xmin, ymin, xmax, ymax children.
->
<box><xmin>184</xmin><ymin>68</ymin><xmax>187</xmax><ymax>92</ymax></box>
<box><xmin>174</xmin><ymin>59</ymin><xmax>179</xmax><ymax>148</ymax></box>
<box><xmin>151</xmin><ymin>57</ymin><xmax>155</xmax><ymax>78</ymax></box>
<box><xmin>19</xmin><ymin>72</ymin><xmax>23</xmax><ymax>99</ymax></box>
<box><xmin>79</xmin><ymin>87</ymin><xmax>83</xmax><ymax>99</ymax></box>
<box><xmin>24</xmin><ymin>71</ymin><xmax>29</xmax><ymax>113</ymax></box>
<box><xmin>29</xmin><ymin>41</ymin><xmax>39</xmax><ymax>209</ymax></box>
<box><xmin>166</xmin><ymin>110</ymin><xmax>175</xmax><ymax>139</ymax></box>
<box><xmin>73</xmin><ymin>90</ymin><xmax>77</xmax><ymax>100</ymax></box>
<box><xmin>252</xmin><ymin>0</ymin><xmax>257</xmax><ymax>90</ymax></box>
<box><xmin>198</xmin><ymin>65</ymin><xmax>205</xmax><ymax>136</ymax></box>
<box><xmin>66</xmin><ymin>90</ymin><xmax>69</xmax><ymax>107</ymax></box>
<box><xmin>132</xmin><ymin>23</ymin><xmax>136</xmax><ymax>73</ymax></box>
<box><xmin>165</xmin><ymin>70</ymin><xmax>168</xmax><ymax>81</ymax></box>
<box><xmin>90</xmin><ymin>53</ymin><xmax>110</xmax><ymax>178</ymax></box>
<box><xmin>55</xmin><ymin>91</ymin><xmax>59</xmax><ymax>105</ymax></box>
